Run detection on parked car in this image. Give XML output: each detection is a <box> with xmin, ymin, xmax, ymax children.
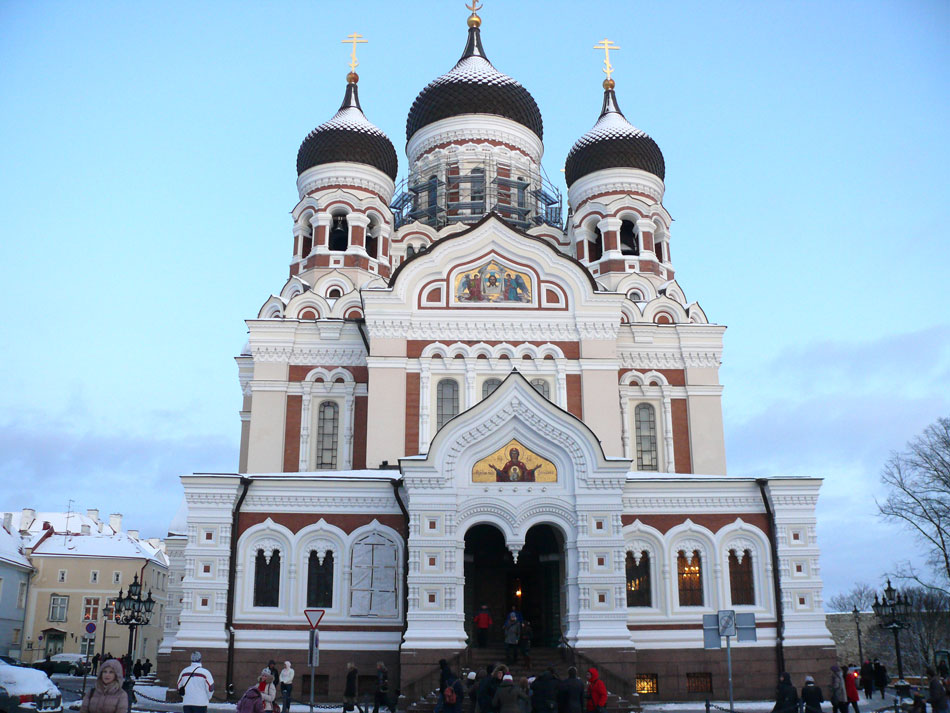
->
<box><xmin>0</xmin><ymin>661</ymin><xmax>62</xmax><ymax>713</ymax></box>
<box><xmin>0</xmin><ymin>659</ymin><xmax>26</xmax><ymax>669</ymax></box>
<box><xmin>30</xmin><ymin>654</ymin><xmax>87</xmax><ymax>677</ymax></box>
<box><xmin>0</xmin><ymin>684</ymin><xmax>19</xmax><ymax>713</ymax></box>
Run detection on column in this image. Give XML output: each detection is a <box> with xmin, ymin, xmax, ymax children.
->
<box><xmin>555</xmin><ymin>362</ymin><xmax>567</xmax><ymax>409</ymax></box>
<box><xmin>343</xmin><ymin>382</ymin><xmax>356</xmax><ymax>469</ymax></box>
<box><xmin>312</xmin><ymin>213</ymin><xmax>331</xmax><ymax>253</ymax></box>
<box><xmin>346</xmin><ymin>213</ymin><xmax>370</xmax><ymax>257</ymax></box>
<box><xmin>619</xmin><ymin>394</ymin><xmax>631</xmax><ymax>459</ymax></box>
<box><xmin>298</xmin><ymin>383</ymin><xmax>312</xmax><ymax>472</ymax></box>
<box><xmin>597</xmin><ymin>216</ymin><xmax>623</xmax><ymax>258</ymax></box>
<box><xmin>636</xmin><ymin>218</ymin><xmax>657</xmax><ymax>261</ymax></box>
<box><xmin>661</xmin><ymin>387</ymin><xmax>676</xmax><ymax>472</ymax></box>
<box><xmin>418</xmin><ymin>364</ymin><xmax>431</xmax><ymax>453</ymax></box>
<box><xmin>464</xmin><ymin>359</ymin><xmax>477</xmax><ymax>410</ymax></box>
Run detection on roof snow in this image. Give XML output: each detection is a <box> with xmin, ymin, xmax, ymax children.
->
<box><xmin>0</xmin><ymin>526</ymin><xmax>31</xmax><ymax>569</ymax></box>
<box><xmin>31</xmin><ymin>531</ymin><xmax>168</xmax><ymax>566</ymax></box>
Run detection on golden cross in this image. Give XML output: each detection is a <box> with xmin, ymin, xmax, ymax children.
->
<box><xmin>593</xmin><ymin>38</ymin><xmax>620</xmax><ymax>81</ymax></box>
<box><xmin>341</xmin><ymin>32</ymin><xmax>367</xmax><ymax>73</ymax></box>
<box><xmin>466</xmin><ymin>0</ymin><xmax>483</xmax><ymax>14</ymax></box>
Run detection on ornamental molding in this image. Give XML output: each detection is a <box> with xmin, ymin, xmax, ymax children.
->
<box><xmin>296</xmin><ymin>162</ymin><xmax>395</xmax><ymax>204</ymax></box>
<box><xmin>407</xmin><ymin>115</ymin><xmax>544</xmax><ymax>164</ymax></box>
<box><xmin>302</xmin><ymin>537</ymin><xmax>337</xmax><ymax>564</ymax></box>
<box><xmin>673</xmin><ymin>538</ymin><xmax>706</xmax><ymax>560</ymax></box>
<box><xmin>365</xmin><ymin>319</ymin><xmax>581</xmax><ymax>342</ymax></box>
<box><xmin>249</xmin><ymin>345</ymin><xmax>367</xmax><ymax>365</ymax></box>
<box><xmin>622</xmin><ymin>496</ymin><xmax>763</xmax><ymax>512</ymax></box>
<box><xmin>724</xmin><ymin>537</ymin><xmax>758</xmax><ymax>561</ymax></box>
<box><xmin>625</xmin><ymin>539</ymin><xmax>657</xmax><ymax>564</ymax></box>
<box><xmin>568</xmin><ymin>170</ymin><xmax>666</xmax><ymax>209</ymax></box>
<box><xmin>242</xmin><ymin>495</ymin><xmax>398</xmax><ymax>512</ymax></box>
<box><xmin>250</xmin><ymin>537</ymin><xmax>282</xmax><ymax>562</ymax></box>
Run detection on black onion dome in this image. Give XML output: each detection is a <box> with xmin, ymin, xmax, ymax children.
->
<box><xmin>297</xmin><ymin>81</ymin><xmax>398</xmax><ymax>181</ymax></box>
<box><xmin>564</xmin><ymin>88</ymin><xmax>665</xmax><ymax>186</ymax></box>
<box><xmin>406</xmin><ymin>26</ymin><xmax>543</xmax><ymax>142</ymax></box>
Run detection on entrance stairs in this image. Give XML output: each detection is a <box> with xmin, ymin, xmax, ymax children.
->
<box><xmin>404</xmin><ymin>646</ymin><xmax>640</xmax><ymax>713</ymax></box>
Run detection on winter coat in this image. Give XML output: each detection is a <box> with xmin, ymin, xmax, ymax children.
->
<box><xmin>476</xmin><ymin>673</ymin><xmax>499</xmax><ymax>713</ymax></box>
<box><xmin>929</xmin><ymin>675</ymin><xmax>949</xmax><ymax>709</ymax></box>
<box><xmin>81</xmin><ymin>660</ymin><xmax>129</xmax><ymax>713</ymax></box>
<box><xmin>494</xmin><ymin>681</ymin><xmax>528</xmax><ymax>713</ymax></box>
<box><xmin>443</xmin><ymin>678</ymin><xmax>464</xmax><ymax>713</ymax></box>
<box><xmin>531</xmin><ymin>672</ymin><xmax>558</xmax><ymax>713</ymax></box>
<box><xmin>345</xmin><ymin>668</ymin><xmax>358</xmax><ymax>698</ymax></box>
<box><xmin>260</xmin><ymin>681</ymin><xmax>277</xmax><ymax>712</ymax></box>
<box><xmin>279</xmin><ymin>665</ymin><xmax>294</xmax><ymax>686</ymax></box>
<box><xmin>829</xmin><ymin>670</ymin><xmax>847</xmax><ymax>705</ymax></box>
<box><xmin>376</xmin><ymin>668</ymin><xmax>389</xmax><ymax>694</ymax></box>
<box><xmin>178</xmin><ymin>662</ymin><xmax>215</xmax><ymax>706</ymax></box>
<box><xmin>237</xmin><ymin>687</ymin><xmax>266</xmax><ymax>713</ymax></box>
<box><xmin>558</xmin><ymin>675</ymin><xmax>585</xmax><ymax>713</ymax></box>
<box><xmin>801</xmin><ymin>683</ymin><xmax>824</xmax><ymax>713</ymax></box>
<box><xmin>585</xmin><ymin>669</ymin><xmax>607</xmax><ymax>712</ymax></box>
<box><xmin>504</xmin><ymin>621</ymin><xmax>522</xmax><ymax>645</ymax></box>
<box><xmin>772</xmin><ymin>675</ymin><xmax>798</xmax><ymax>713</ymax></box>
<box><xmin>859</xmin><ymin>663</ymin><xmax>873</xmax><ymax>689</ymax></box>
<box><xmin>873</xmin><ymin>663</ymin><xmax>888</xmax><ymax>689</ymax></box>
<box><xmin>844</xmin><ymin>671</ymin><xmax>859</xmax><ymax>703</ymax></box>
<box><xmin>474</xmin><ymin>611</ymin><xmax>493</xmax><ymax>629</ymax></box>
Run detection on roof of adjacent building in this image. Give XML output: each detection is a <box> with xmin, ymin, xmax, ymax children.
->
<box><xmin>406</xmin><ymin>25</ymin><xmax>543</xmax><ymax>142</ymax></box>
<box><xmin>31</xmin><ymin>531</ymin><xmax>168</xmax><ymax>566</ymax></box>
<box><xmin>0</xmin><ymin>525</ymin><xmax>31</xmax><ymax>569</ymax></box>
<box><xmin>296</xmin><ymin>80</ymin><xmax>399</xmax><ymax>181</ymax></box>
<box><xmin>564</xmin><ymin>87</ymin><xmax>665</xmax><ymax>186</ymax></box>
<box><xmin>2</xmin><ymin>510</ymin><xmax>118</xmax><ymax>548</ymax></box>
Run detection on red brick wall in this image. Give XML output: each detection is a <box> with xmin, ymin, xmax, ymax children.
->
<box><xmin>283</xmin><ymin>395</ymin><xmax>302</xmax><ymax>472</ymax></box>
<box><xmin>672</xmin><ymin>398</ymin><xmax>691</xmax><ymax>473</ymax></box>
<box><xmin>288</xmin><ymin>365</ymin><xmax>368</xmax><ymax>382</ymax></box>
<box><xmin>405</xmin><ymin>372</ymin><xmax>420</xmax><ymax>455</ymax></box>
<box><xmin>353</xmin><ymin>394</ymin><xmax>368</xmax><ymax>469</ymax></box>
<box><xmin>566</xmin><ymin>374</ymin><xmax>583</xmax><ymax>419</ymax></box>
<box><xmin>238</xmin><ymin>511</ymin><xmax>405</xmax><ymax>537</ymax></box>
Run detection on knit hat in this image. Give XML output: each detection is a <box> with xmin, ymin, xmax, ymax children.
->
<box><xmin>467</xmin><ymin>672</ymin><xmax>477</xmax><ymax>680</ymax></box>
<box><xmin>805</xmin><ymin>676</ymin><xmax>814</xmax><ymax>683</ymax></box>
<box><xmin>503</xmin><ymin>674</ymin><xmax>513</xmax><ymax>682</ymax></box>
<box><xmin>191</xmin><ymin>651</ymin><xmax>202</xmax><ymax>663</ymax></box>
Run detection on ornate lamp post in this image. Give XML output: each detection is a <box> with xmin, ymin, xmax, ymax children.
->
<box><xmin>113</xmin><ymin>574</ymin><xmax>155</xmax><ymax>664</ymax></box>
<box><xmin>852</xmin><ymin>605</ymin><xmax>864</xmax><ymax>663</ymax></box>
<box><xmin>871</xmin><ymin>579</ymin><xmax>911</xmax><ymax>698</ymax></box>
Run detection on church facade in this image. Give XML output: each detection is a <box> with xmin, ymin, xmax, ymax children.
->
<box><xmin>160</xmin><ymin>9</ymin><xmax>834</xmax><ymax>702</ymax></box>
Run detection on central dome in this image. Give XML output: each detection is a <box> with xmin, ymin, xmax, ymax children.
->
<box><xmin>406</xmin><ymin>25</ymin><xmax>543</xmax><ymax>142</ymax></box>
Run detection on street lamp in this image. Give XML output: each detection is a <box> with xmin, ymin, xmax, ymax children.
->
<box><xmin>871</xmin><ymin>579</ymin><xmax>911</xmax><ymax>698</ymax></box>
<box><xmin>852</xmin><ymin>605</ymin><xmax>864</xmax><ymax>663</ymax></box>
<box><xmin>112</xmin><ymin>574</ymin><xmax>154</xmax><ymax>666</ymax></box>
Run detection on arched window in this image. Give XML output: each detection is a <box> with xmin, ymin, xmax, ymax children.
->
<box><xmin>588</xmin><ymin>226</ymin><xmax>603</xmax><ymax>262</ymax></box>
<box><xmin>315</xmin><ymin>401</ymin><xmax>339</xmax><ymax>470</ymax></box>
<box><xmin>406</xmin><ymin>244</ymin><xmax>416</xmax><ymax>258</ymax></box>
<box><xmin>655</xmin><ymin>241</ymin><xmax>665</xmax><ymax>262</ymax></box>
<box><xmin>436</xmin><ymin>379</ymin><xmax>459</xmax><ymax>430</ymax></box>
<box><xmin>300</xmin><ymin>221</ymin><xmax>313</xmax><ymax>257</ymax></box>
<box><xmin>366</xmin><ymin>217</ymin><xmax>380</xmax><ymax>260</ymax></box>
<box><xmin>728</xmin><ymin>549</ymin><xmax>755</xmax><ymax>605</ymax></box>
<box><xmin>677</xmin><ymin>550</ymin><xmax>703</xmax><ymax>606</ymax></box>
<box><xmin>620</xmin><ymin>219</ymin><xmax>639</xmax><ymax>255</ymax></box>
<box><xmin>635</xmin><ymin>404</ymin><xmax>659</xmax><ymax>471</ymax></box>
<box><xmin>253</xmin><ymin>548</ymin><xmax>280</xmax><ymax>607</ymax></box>
<box><xmin>326</xmin><ymin>287</ymin><xmax>343</xmax><ymax>299</ymax></box>
<box><xmin>530</xmin><ymin>379</ymin><xmax>550</xmax><ymax>400</ymax></box>
<box><xmin>482</xmin><ymin>378</ymin><xmax>502</xmax><ymax>400</ymax></box>
<box><xmin>626</xmin><ymin>551</ymin><xmax>651</xmax><ymax>607</ymax></box>
<box><xmin>329</xmin><ymin>214</ymin><xmax>348</xmax><ymax>252</ymax></box>
<box><xmin>627</xmin><ymin>289</ymin><xmax>644</xmax><ymax>302</ymax></box>
<box><xmin>307</xmin><ymin>550</ymin><xmax>334</xmax><ymax>608</ymax></box>
<box><xmin>350</xmin><ymin>533</ymin><xmax>398</xmax><ymax>616</ymax></box>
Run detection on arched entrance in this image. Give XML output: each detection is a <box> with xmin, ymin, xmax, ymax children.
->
<box><xmin>463</xmin><ymin>523</ymin><xmax>565</xmax><ymax>647</ymax></box>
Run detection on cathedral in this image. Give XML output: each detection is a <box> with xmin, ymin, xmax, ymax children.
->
<box><xmin>159</xmin><ymin>6</ymin><xmax>834</xmax><ymax>703</ymax></box>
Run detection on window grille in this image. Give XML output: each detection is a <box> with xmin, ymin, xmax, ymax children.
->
<box><xmin>482</xmin><ymin>378</ymin><xmax>502</xmax><ymax>399</ymax></box>
<box><xmin>729</xmin><ymin>549</ymin><xmax>755</xmax><ymax>605</ymax></box>
<box><xmin>625</xmin><ymin>551</ymin><xmax>651</xmax><ymax>607</ymax></box>
<box><xmin>315</xmin><ymin>401</ymin><xmax>339</xmax><ymax>470</ymax></box>
<box><xmin>686</xmin><ymin>673</ymin><xmax>713</xmax><ymax>694</ymax></box>
<box><xmin>307</xmin><ymin>551</ymin><xmax>334</xmax><ymax>608</ymax></box>
<box><xmin>436</xmin><ymin>379</ymin><xmax>459</xmax><ymax>430</ymax></box>
<box><xmin>530</xmin><ymin>379</ymin><xmax>550</xmax><ymax>399</ymax></box>
<box><xmin>635</xmin><ymin>403</ymin><xmax>659</xmax><ymax>471</ymax></box>
<box><xmin>253</xmin><ymin>549</ymin><xmax>281</xmax><ymax>607</ymax></box>
<box><xmin>677</xmin><ymin>550</ymin><xmax>704</xmax><ymax>606</ymax></box>
<box><xmin>636</xmin><ymin>674</ymin><xmax>658</xmax><ymax>695</ymax></box>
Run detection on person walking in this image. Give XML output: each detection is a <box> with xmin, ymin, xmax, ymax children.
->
<box><xmin>344</xmin><ymin>663</ymin><xmax>358</xmax><ymax>712</ymax></box>
<box><xmin>258</xmin><ymin>670</ymin><xmax>277</xmax><ymax>713</ymax></box>
<box><xmin>473</xmin><ymin>606</ymin><xmax>493</xmax><ymax>649</ymax></box>
<box><xmin>442</xmin><ymin>669</ymin><xmax>464</xmax><ymax>713</ymax></box>
<box><xmin>829</xmin><ymin>666</ymin><xmax>848</xmax><ymax>713</ymax></box>
<box><xmin>503</xmin><ymin>613</ymin><xmax>521</xmax><ymax>665</ymax></box>
<box><xmin>143</xmin><ymin>659</ymin><xmax>152</xmax><ymax>676</ymax></box>
<box><xmin>132</xmin><ymin>660</ymin><xmax>143</xmax><ymax>679</ymax></box>
<box><xmin>530</xmin><ymin>668</ymin><xmax>558</xmax><ymax>713</ymax></box>
<box><xmin>80</xmin><ymin>659</ymin><xmax>128</xmax><ymax>713</ymax></box>
<box><xmin>859</xmin><ymin>661</ymin><xmax>873</xmax><ymax>701</ymax></box>
<box><xmin>476</xmin><ymin>665</ymin><xmax>498</xmax><ymax>713</ymax></box>
<box><xmin>373</xmin><ymin>661</ymin><xmax>390</xmax><ymax>713</ymax></box>
<box><xmin>466</xmin><ymin>671</ymin><xmax>479</xmax><ymax>713</ymax></box>
<box><xmin>771</xmin><ymin>673</ymin><xmax>798</xmax><ymax>713</ymax></box>
<box><xmin>279</xmin><ymin>661</ymin><xmax>294</xmax><ymax>713</ymax></box>
<box><xmin>843</xmin><ymin>666</ymin><xmax>860</xmax><ymax>713</ymax></box>
<box><xmin>493</xmin><ymin>674</ymin><xmax>527</xmax><ymax>713</ymax></box>
<box><xmin>801</xmin><ymin>676</ymin><xmax>824</xmax><ymax>713</ymax></box>
<box><xmin>517</xmin><ymin>678</ymin><xmax>531</xmax><ymax>713</ymax></box>
<box><xmin>237</xmin><ymin>684</ymin><xmax>266</xmax><ymax>713</ymax></box>
<box><xmin>90</xmin><ymin>654</ymin><xmax>100</xmax><ymax>676</ymax></box>
<box><xmin>177</xmin><ymin>651</ymin><xmax>215</xmax><ymax>713</ymax></box>
<box><xmin>927</xmin><ymin>667</ymin><xmax>949</xmax><ymax>713</ymax></box>
<box><xmin>557</xmin><ymin>667</ymin><xmax>584</xmax><ymax>713</ymax></box>
<box><xmin>872</xmin><ymin>660</ymin><xmax>888</xmax><ymax>700</ymax></box>
<box><xmin>584</xmin><ymin>669</ymin><xmax>606</xmax><ymax>713</ymax></box>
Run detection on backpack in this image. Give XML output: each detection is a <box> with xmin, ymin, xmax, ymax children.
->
<box><xmin>444</xmin><ymin>683</ymin><xmax>458</xmax><ymax>705</ymax></box>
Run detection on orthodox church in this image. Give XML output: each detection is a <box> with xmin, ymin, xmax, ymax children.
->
<box><xmin>160</xmin><ymin>6</ymin><xmax>834</xmax><ymax>702</ymax></box>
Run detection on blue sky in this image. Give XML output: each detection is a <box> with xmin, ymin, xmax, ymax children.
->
<box><xmin>1</xmin><ymin>1</ymin><xmax>948</xmax><ymax>602</ymax></box>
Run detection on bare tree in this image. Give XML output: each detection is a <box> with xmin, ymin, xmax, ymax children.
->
<box><xmin>827</xmin><ymin>582</ymin><xmax>878</xmax><ymax>612</ymax></box>
<box><xmin>878</xmin><ymin>416</ymin><xmax>950</xmax><ymax>596</ymax></box>
<box><xmin>898</xmin><ymin>586</ymin><xmax>950</xmax><ymax>675</ymax></box>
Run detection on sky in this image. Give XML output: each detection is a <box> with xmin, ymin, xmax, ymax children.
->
<box><xmin>1</xmin><ymin>0</ymin><xmax>948</xmax><ymax>604</ymax></box>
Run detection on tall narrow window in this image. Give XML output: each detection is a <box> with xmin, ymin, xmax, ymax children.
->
<box><xmin>635</xmin><ymin>404</ymin><xmax>659</xmax><ymax>471</ymax></box>
<box><xmin>625</xmin><ymin>551</ymin><xmax>652</xmax><ymax>607</ymax></box>
<box><xmin>517</xmin><ymin>178</ymin><xmax>528</xmax><ymax>209</ymax></box>
<box><xmin>253</xmin><ymin>549</ymin><xmax>280</xmax><ymax>607</ymax></box>
<box><xmin>530</xmin><ymin>379</ymin><xmax>550</xmax><ymax>400</ymax></box>
<box><xmin>436</xmin><ymin>379</ymin><xmax>459</xmax><ymax>430</ymax></box>
<box><xmin>426</xmin><ymin>175</ymin><xmax>438</xmax><ymax>212</ymax></box>
<box><xmin>48</xmin><ymin>595</ymin><xmax>68</xmax><ymax>622</ymax></box>
<box><xmin>315</xmin><ymin>401</ymin><xmax>339</xmax><ymax>470</ymax></box>
<box><xmin>366</xmin><ymin>219</ymin><xmax>379</xmax><ymax>260</ymax></box>
<box><xmin>329</xmin><ymin>215</ymin><xmax>348</xmax><ymax>252</ymax></box>
<box><xmin>589</xmin><ymin>226</ymin><xmax>603</xmax><ymax>262</ymax></box>
<box><xmin>482</xmin><ymin>378</ymin><xmax>502</xmax><ymax>400</ymax></box>
<box><xmin>301</xmin><ymin>223</ymin><xmax>313</xmax><ymax>257</ymax></box>
<box><xmin>350</xmin><ymin>533</ymin><xmax>398</xmax><ymax>616</ymax></box>
<box><xmin>677</xmin><ymin>550</ymin><xmax>703</xmax><ymax>606</ymax></box>
<box><xmin>655</xmin><ymin>241</ymin><xmax>665</xmax><ymax>262</ymax></box>
<box><xmin>307</xmin><ymin>551</ymin><xmax>334</xmax><ymax>608</ymax></box>
<box><xmin>620</xmin><ymin>219</ymin><xmax>639</xmax><ymax>255</ymax></box>
<box><xmin>406</xmin><ymin>245</ymin><xmax>416</xmax><ymax>258</ymax></box>
<box><xmin>729</xmin><ymin>549</ymin><xmax>755</xmax><ymax>605</ymax></box>
<box><xmin>470</xmin><ymin>168</ymin><xmax>485</xmax><ymax>210</ymax></box>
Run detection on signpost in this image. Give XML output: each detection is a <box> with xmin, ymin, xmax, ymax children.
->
<box><xmin>703</xmin><ymin>611</ymin><xmax>757</xmax><ymax>713</ymax></box>
<box><xmin>304</xmin><ymin>609</ymin><xmax>325</xmax><ymax>713</ymax></box>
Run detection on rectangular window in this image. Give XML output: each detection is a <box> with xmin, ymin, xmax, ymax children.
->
<box><xmin>83</xmin><ymin>597</ymin><xmax>100</xmax><ymax>621</ymax></box>
<box><xmin>113</xmin><ymin>571</ymin><xmax>122</xmax><ymax>585</ymax></box>
<box><xmin>315</xmin><ymin>401</ymin><xmax>340</xmax><ymax>470</ymax></box>
<box><xmin>686</xmin><ymin>673</ymin><xmax>713</xmax><ymax>694</ymax></box>
<box><xmin>17</xmin><ymin>582</ymin><xmax>27</xmax><ymax>608</ymax></box>
<box><xmin>49</xmin><ymin>595</ymin><xmax>68</xmax><ymax>622</ymax></box>
<box><xmin>80</xmin><ymin>635</ymin><xmax>95</xmax><ymax>656</ymax></box>
<box><xmin>636</xmin><ymin>674</ymin><xmax>658</xmax><ymax>695</ymax></box>
<box><xmin>626</xmin><ymin>551</ymin><xmax>652</xmax><ymax>607</ymax></box>
<box><xmin>90</xmin><ymin>570</ymin><xmax>99</xmax><ymax>584</ymax></box>
<box><xmin>635</xmin><ymin>403</ymin><xmax>659</xmax><ymax>471</ymax></box>
<box><xmin>436</xmin><ymin>379</ymin><xmax>459</xmax><ymax>430</ymax></box>
<box><xmin>677</xmin><ymin>551</ymin><xmax>704</xmax><ymax>607</ymax></box>
<box><xmin>11</xmin><ymin>628</ymin><xmax>21</xmax><ymax>645</ymax></box>
<box><xmin>350</xmin><ymin>534</ymin><xmax>398</xmax><ymax>616</ymax></box>
<box><xmin>57</xmin><ymin>570</ymin><xmax>67</xmax><ymax>583</ymax></box>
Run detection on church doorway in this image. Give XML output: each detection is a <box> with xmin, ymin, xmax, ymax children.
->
<box><xmin>463</xmin><ymin>523</ymin><xmax>564</xmax><ymax>647</ymax></box>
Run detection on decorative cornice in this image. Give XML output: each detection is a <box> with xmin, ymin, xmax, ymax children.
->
<box><xmin>249</xmin><ymin>345</ymin><xmax>367</xmax><ymax>365</ymax></box>
<box><xmin>567</xmin><ymin>168</ymin><xmax>665</xmax><ymax>209</ymax></box>
<box><xmin>622</xmin><ymin>496</ymin><xmax>763</xmax><ymax>512</ymax></box>
<box><xmin>296</xmin><ymin>162</ymin><xmax>395</xmax><ymax>204</ymax></box>
<box><xmin>365</xmin><ymin>319</ymin><xmax>581</xmax><ymax>341</ymax></box>
<box><xmin>407</xmin><ymin>115</ymin><xmax>543</xmax><ymax>165</ymax></box>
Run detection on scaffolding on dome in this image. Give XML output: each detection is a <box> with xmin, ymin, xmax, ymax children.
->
<box><xmin>390</xmin><ymin>157</ymin><xmax>562</xmax><ymax>231</ymax></box>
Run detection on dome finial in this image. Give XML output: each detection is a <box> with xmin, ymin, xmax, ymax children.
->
<box><xmin>466</xmin><ymin>0</ymin><xmax>483</xmax><ymax>28</ymax></box>
<box><xmin>594</xmin><ymin>38</ymin><xmax>619</xmax><ymax>89</ymax></box>
<box><xmin>341</xmin><ymin>32</ymin><xmax>367</xmax><ymax>84</ymax></box>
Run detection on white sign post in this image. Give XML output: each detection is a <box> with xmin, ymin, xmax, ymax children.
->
<box><xmin>304</xmin><ymin>609</ymin><xmax>325</xmax><ymax>713</ymax></box>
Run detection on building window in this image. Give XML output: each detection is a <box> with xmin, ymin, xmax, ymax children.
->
<box><xmin>315</xmin><ymin>401</ymin><xmax>339</xmax><ymax>470</ymax></box>
<box><xmin>482</xmin><ymin>378</ymin><xmax>502</xmax><ymax>399</ymax></box>
<box><xmin>406</xmin><ymin>244</ymin><xmax>416</xmax><ymax>259</ymax></box>
<box><xmin>470</xmin><ymin>168</ymin><xmax>485</xmax><ymax>208</ymax></box>
<box><xmin>90</xmin><ymin>571</ymin><xmax>99</xmax><ymax>584</ymax></box>
<box><xmin>80</xmin><ymin>635</ymin><xmax>95</xmax><ymax>657</ymax></box>
<box><xmin>82</xmin><ymin>597</ymin><xmax>100</xmax><ymax>621</ymax></box>
<box><xmin>11</xmin><ymin>628</ymin><xmax>21</xmax><ymax>645</ymax></box>
<box><xmin>677</xmin><ymin>550</ymin><xmax>703</xmax><ymax>606</ymax></box>
<box><xmin>620</xmin><ymin>219</ymin><xmax>639</xmax><ymax>255</ymax></box>
<box><xmin>625</xmin><ymin>551</ymin><xmax>651</xmax><ymax>607</ymax></box>
<box><xmin>307</xmin><ymin>551</ymin><xmax>334</xmax><ymax>608</ymax></box>
<box><xmin>636</xmin><ymin>674</ymin><xmax>658</xmax><ymax>695</ymax></box>
<box><xmin>588</xmin><ymin>226</ymin><xmax>603</xmax><ymax>262</ymax></box>
<box><xmin>329</xmin><ymin>214</ymin><xmax>348</xmax><ymax>252</ymax></box>
<box><xmin>49</xmin><ymin>595</ymin><xmax>68</xmax><ymax>622</ymax></box>
<box><xmin>57</xmin><ymin>570</ymin><xmax>67</xmax><ymax>583</ymax></box>
<box><xmin>253</xmin><ymin>549</ymin><xmax>281</xmax><ymax>607</ymax></box>
<box><xmin>113</xmin><ymin>571</ymin><xmax>122</xmax><ymax>585</ymax></box>
<box><xmin>635</xmin><ymin>403</ymin><xmax>659</xmax><ymax>471</ymax></box>
<box><xmin>350</xmin><ymin>533</ymin><xmax>398</xmax><ymax>616</ymax></box>
<box><xmin>729</xmin><ymin>549</ymin><xmax>755</xmax><ymax>605</ymax></box>
<box><xmin>686</xmin><ymin>673</ymin><xmax>713</xmax><ymax>694</ymax></box>
<box><xmin>436</xmin><ymin>379</ymin><xmax>459</xmax><ymax>430</ymax></box>
<box><xmin>17</xmin><ymin>582</ymin><xmax>27</xmax><ymax>608</ymax></box>
<box><xmin>530</xmin><ymin>379</ymin><xmax>550</xmax><ymax>399</ymax></box>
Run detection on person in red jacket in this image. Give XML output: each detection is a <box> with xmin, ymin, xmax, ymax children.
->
<box><xmin>585</xmin><ymin>668</ymin><xmax>607</xmax><ymax>713</ymax></box>
<box><xmin>473</xmin><ymin>605</ymin><xmax>493</xmax><ymax>648</ymax></box>
<box><xmin>843</xmin><ymin>666</ymin><xmax>861</xmax><ymax>713</ymax></box>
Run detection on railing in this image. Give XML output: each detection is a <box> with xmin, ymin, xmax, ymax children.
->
<box><xmin>398</xmin><ymin>649</ymin><xmax>466</xmax><ymax>710</ymax></box>
<box><xmin>559</xmin><ymin>634</ymin><xmax>636</xmax><ymax>703</ymax></box>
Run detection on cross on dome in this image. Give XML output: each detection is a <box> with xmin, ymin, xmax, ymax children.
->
<box><xmin>594</xmin><ymin>38</ymin><xmax>619</xmax><ymax>88</ymax></box>
<box><xmin>341</xmin><ymin>32</ymin><xmax>367</xmax><ymax>81</ymax></box>
<box><xmin>466</xmin><ymin>0</ymin><xmax>483</xmax><ymax>28</ymax></box>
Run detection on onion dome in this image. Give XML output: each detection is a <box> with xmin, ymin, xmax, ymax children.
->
<box><xmin>564</xmin><ymin>84</ymin><xmax>665</xmax><ymax>186</ymax></box>
<box><xmin>297</xmin><ymin>75</ymin><xmax>398</xmax><ymax>181</ymax></box>
<box><xmin>406</xmin><ymin>21</ymin><xmax>543</xmax><ymax>142</ymax></box>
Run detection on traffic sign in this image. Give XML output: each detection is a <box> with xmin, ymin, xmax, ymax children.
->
<box><xmin>717</xmin><ymin>610</ymin><xmax>736</xmax><ymax>637</ymax></box>
<box><xmin>304</xmin><ymin>609</ymin><xmax>325</xmax><ymax>628</ymax></box>
<box><xmin>85</xmin><ymin>622</ymin><xmax>97</xmax><ymax>634</ymax></box>
<box><xmin>309</xmin><ymin>629</ymin><xmax>319</xmax><ymax>667</ymax></box>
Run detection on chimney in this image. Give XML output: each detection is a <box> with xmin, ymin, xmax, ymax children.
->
<box><xmin>109</xmin><ymin>513</ymin><xmax>122</xmax><ymax>532</ymax></box>
<box><xmin>87</xmin><ymin>509</ymin><xmax>99</xmax><ymax>522</ymax></box>
<box><xmin>128</xmin><ymin>529</ymin><xmax>139</xmax><ymax>540</ymax></box>
<box><xmin>97</xmin><ymin>521</ymin><xmax>103</xmax><ymax>533</ymax></box>
<box><xmin>81</xmin><ymin>524</ymin><xmax>91</xmax><ymax>535</ymax></box>
<box><xmin>21</xmin><ymin>508</ymin><xmax>35</xmax><ymax>530</ymax></box>
<box><xmin>2</xmin><ymin>513</ymin><xmax>11</xmax><ymax>531</ymax></box>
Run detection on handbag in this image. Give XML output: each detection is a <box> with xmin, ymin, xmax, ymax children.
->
<box><xmin>179</xmin><ymin>668</ymin><xmax>199</xmax><ymax>697</ymax></box>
